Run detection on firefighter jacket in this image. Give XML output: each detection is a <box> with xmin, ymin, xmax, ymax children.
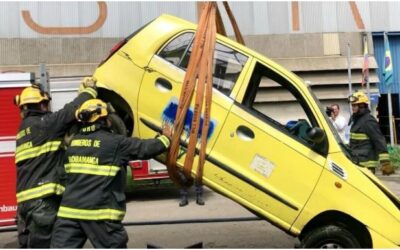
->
<box><xmin>349</xmin><ymin>109</ymin><xmax>389</xmax><ymax>168</ymax></box>
<box><xmin>57</xmin><ymin>123</ymin><xmax>170</xmax><ymax>221</ymax></box>
<box><xmin>15</xmin><ymin>90</ymin><xmax>96</xmax><ymax>204</ymax></box>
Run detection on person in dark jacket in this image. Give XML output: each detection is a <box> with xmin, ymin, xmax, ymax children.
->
<box><xmin>50</xmin><ymin>99</ymin><xmax>171</xmax><ymax>248</ymax></box>
<box><xmin>14</xmin><ymin>78</ymin><xmax>97</xmax><ymax>248</ymax></box>
<box><xmin>348</xmin><ymin>91</ymin><xmax>394</xmax><ymax>175</ymax></box>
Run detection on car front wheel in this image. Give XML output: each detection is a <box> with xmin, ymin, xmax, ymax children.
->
<box><xmin>299</xmin><ymin>225</ymin><xmax>361</xmax><ymax>248</ymax></box>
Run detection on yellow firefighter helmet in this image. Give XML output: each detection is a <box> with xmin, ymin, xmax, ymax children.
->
<box><xmin>14</xmin><ymin>86</ymin><xmax>50</xmax><ymax>108</ymax></box>
<box><xmin>75</xmin><ymin>99</ymin><xmax>108</xmax><ymax>123</ymax></box>
<box><xmin>348</xmin><ymin>91</ymin><xmax>369</xmax><ymax>105</ymax></box>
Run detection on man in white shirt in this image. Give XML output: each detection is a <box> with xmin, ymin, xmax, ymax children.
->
<box><xmin>329</xmin><ymin>104</ymin><xmax>348</xmax><ymax>144</ymax></box>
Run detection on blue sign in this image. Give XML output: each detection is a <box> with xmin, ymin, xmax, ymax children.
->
<box><xmin>162</xmin><ymin>98</ymin><xmax>216</xmax><ymax>141</ymax></box>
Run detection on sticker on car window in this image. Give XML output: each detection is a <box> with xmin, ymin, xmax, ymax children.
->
<box><xmin>250</xmin><ymin>154</ymin><xmax>275</xmax><ymax>178</ymax></box>
<box><xmin>161</xmin><ymin>98</ymin><xmax>217</xmax><ymax>141</ymax></box>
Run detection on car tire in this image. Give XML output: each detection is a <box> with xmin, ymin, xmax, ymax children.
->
<box><xmin>299</xmin><ymin>225</ymin><xmax>361</xmax><ymax>248</ymax></box>
<box><xmin>109</xmin><ymin>113</ymin><xmax>128</xmax><ymax>136</ymax></box>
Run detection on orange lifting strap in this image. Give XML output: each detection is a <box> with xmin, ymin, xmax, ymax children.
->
<box><xmin>166</xmin><ymin>2</ymin><xmax>244</xmax><ymax>188</ymax></box>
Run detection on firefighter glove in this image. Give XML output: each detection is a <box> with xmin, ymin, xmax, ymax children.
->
<box><xmin>380</xmin><ymin>161</ymin><xmax>395</xmax><ymax>176</ymax></box>
<box><xmin>162</xmin><ymin>123</ymin><xmax>173</xmax><ymax>142</ymax></box>
<box><xmin>82</xmin><ymin>77</ymin><xmax>97</xmax><ymax>88</ymax></box>
<box><xmin>79</xmin><ymin>77</ymin><xmax>97</xmax><ymax>98</ymax></box>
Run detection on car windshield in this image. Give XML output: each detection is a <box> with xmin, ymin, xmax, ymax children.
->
<box><xmin>306</xmin><ymin>85</ymin><xmax>355</xmax><ymax>162</ymax></box>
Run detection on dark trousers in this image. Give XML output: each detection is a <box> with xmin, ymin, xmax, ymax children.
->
<box><xmin>17</xmin><ymin>196</ymin><xmax>60</xmax><ymax>248</ymax></box>
<box><xmin>180</xmin><ymin>182</ymin><xmax>203</xmax><ymax>196</ymax></box>
<box><xmin>51</xmin><ymin>218</ymin><xmax>128</xmax><ymax>248</ymax></box>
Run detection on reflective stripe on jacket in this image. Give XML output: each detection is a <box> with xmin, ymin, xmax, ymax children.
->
<box><xmin>15</xmin><ymin>140</ymin><xmax>62</xmax><ymax>164</ymax></box>
<box><xmin>16</xmin><ymin>92</ymin><xmax>94</xmax><ymax>204</ymax></box>
<box><xmin>59</xmin><ymin>124</ymin><xmax>169</xmax><ymax>221</ymax></box>
<box><xmin>17</xmin><ymin>183</ymin><xmax>65</xmax><ymax>203</ymax></box>
<box><xmin>349</xmin><ymin>109</ymin><xmax>388</xmax><ymax>169</ymax></box>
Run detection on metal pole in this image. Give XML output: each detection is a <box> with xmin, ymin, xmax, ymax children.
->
<box><xmin>39</xmin><ymin>63</ymin><xmax>49</xmax><ymax>93</ymax></box>
<box><xmin>366</xmin><ymin>80</ymin><xmax>371</xmax><ymax>107</ymax></box>
<box><xmin>388</xmin><ymin>88</ymin><xmax>394</xmax><ymax>145</ymax></box>
<box><xmin>347</xmin><ymin>43</ymin><xmax>352</xmax><ymax>113</ymax></box>
<box><xmin>364</xmin><ymin>34</ymin><xmax>371</xmax><ymax>108</ymax></box>
<box><xmin>39</xmin><ymin>63</ymin><xmax>52</xmax><ymax>111</ymax></box>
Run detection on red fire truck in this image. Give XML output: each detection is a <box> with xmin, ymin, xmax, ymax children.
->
<box><xmin>126</xmin><ymin>159</ymin><xmax>170</xmax><ymax>191</ymax></box>
<box><xmin>0</xmin><ymin>73</ymin><xmax>32</xmax><ymax>227</ymax></box>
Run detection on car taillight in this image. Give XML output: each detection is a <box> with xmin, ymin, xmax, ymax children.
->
<box><xmin>98</xmin><ymin>39</ymin><xmax>126</xmax><ymax>67</ymax></box>
<box><xmin>128</xmin><ymin>160</ymin><xmax>149</xmax><ymax>169</ymax></box>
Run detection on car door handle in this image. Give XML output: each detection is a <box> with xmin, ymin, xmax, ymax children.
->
<box><xmin>155</xmin><ymin>78</ymin><xmax>172</xmax><ymax>92</ymax></box>
<box><xmin>236</xmin><ymin>125</ymin><xmax>255</xmax><ymax>141</ymax></box>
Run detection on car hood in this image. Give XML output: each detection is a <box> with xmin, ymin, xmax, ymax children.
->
<box><xmin>359</xmin><ymin>167</ymin><xmax>400</xmax><ymax>210</ymax></box>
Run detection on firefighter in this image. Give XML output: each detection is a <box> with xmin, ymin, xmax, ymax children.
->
<box><xmin>14</xmin><ymin>77</ymin><xmax>97</xmax><ymax>248</ymax></box>
<box><xmin>348</xmin><ymin>91</ymin><xmax>394</xmax><ymax>175</ymax></box>
<box><xmin>51</xmin><ymin>99</ymin><xmax>171</xmax><ymax>248</ymax></box>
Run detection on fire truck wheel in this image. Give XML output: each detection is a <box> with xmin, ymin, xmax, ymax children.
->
<box><xmin>108</xmin><ymin>113</ymin><xmax>128</xmax><ymax>136</ymax></box>
<box><xmin>299</xmin><ymin>225</ymin><xmax>361</xmax><ymax>248</ymax></box>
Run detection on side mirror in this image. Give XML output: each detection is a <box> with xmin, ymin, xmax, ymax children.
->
<box><xmin>307</xmin><ymin>127</ymin><xmax>325</xmax><ymax>143</ymax></box>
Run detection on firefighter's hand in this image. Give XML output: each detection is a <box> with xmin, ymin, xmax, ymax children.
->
<box><xmin>81</xmin><ymin>77</ymin><xmax>97</xmax><ymax>89</ymax></box>
<box><xmin>381</xmin><ymin>161</ymin><xmax>395</xmax><ymax>176</ymax></box>
<box><xmin>162</xmin><ymin>124</ymin><xmax>173</xmax><ymax>141</ymax></box>
<box><xmin>79</xmin><ymin>77</ymin><xmax>98</xmax><ymax>98</ymax></box>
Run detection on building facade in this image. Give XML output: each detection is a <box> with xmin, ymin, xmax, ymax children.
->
<box><xmin>1</xmin><ymin>1</ymin><xmax>399</xmax><ymax>136</ymax></box>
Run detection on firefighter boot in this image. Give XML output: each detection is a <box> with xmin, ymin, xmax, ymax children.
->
<box><xmin>179</xmin><ymin>188</ymin><xmax>188</xmax><ymax>207</ymax></box>
<box><xmin>196</xmin><ymin>193</ymin><xmax>205</xmax><ymax>206</ymax></box>
<box><xmin>195</xmin><ymin>184</ymin><xmax>205</xmax><ymax>206</ymax></box>
<box><xmin>179</xmin><ymin>195</ymin><xmax>188</xmax><ymax>207</ymax></box>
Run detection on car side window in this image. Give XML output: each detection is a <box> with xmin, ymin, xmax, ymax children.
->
<box><xmin>158</xmin><ymin>32</ymin><xmax>194</xmax><ymax>66</ymax></box>
<box><xmin>158</xmin><ymin>32</ymin><xmax>248</xmax><ymax>96</ymax></box>
<box><xmin>242</xmin><ymin>62</ymin><xmax>321</xmax><ymax>149</ymax></box>
<box><xmin>181</xmin><ymin>42</ymin><xmax>248</xmax><ymax>96</ymax></box>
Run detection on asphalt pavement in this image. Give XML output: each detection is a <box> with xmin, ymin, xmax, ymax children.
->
<box><xmin>0</xmin><ymin>173</ymin><xmax>399</xmax><ymax>248</ymax></box>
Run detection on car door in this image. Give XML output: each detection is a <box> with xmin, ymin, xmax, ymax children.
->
<box><xmin>138</xmin><ymin>31</ymin><xmax>250</xmax><ymax>167</ymax></box>
<box><xmin>208</xmin><ymin>60</ymin><xmax>327</xmax><ymax>229</ymax></box>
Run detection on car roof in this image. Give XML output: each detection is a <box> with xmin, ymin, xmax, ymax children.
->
<box><xmin>155</xmin><ymin>14</ymin><xmax>304</xmax><ymax>86</ymax></box>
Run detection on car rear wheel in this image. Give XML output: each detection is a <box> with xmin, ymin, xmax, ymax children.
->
<box><xmin>299</xmin><ymin>225</ymin><xmax>361</xmax><ymax>248</ymax></box>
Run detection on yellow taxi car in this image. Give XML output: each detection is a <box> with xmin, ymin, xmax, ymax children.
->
<box><xmin>94</xmin><ymin>14</ymin><xmax>400</xmax><ymax>248</ymax></box>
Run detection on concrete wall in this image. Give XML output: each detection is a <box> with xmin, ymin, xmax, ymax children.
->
<box><xmin>245</xmin><ymin>32</ymin><xmax>371</xmax><ymax>59</ymax></box>
<box><xmin>2</xmin><ymin>2</ymin><xmax>400</xmax><ymax>38</ymax></box>
<box><xmin>0</xmin><ymin>32</ymin><xmax>371</xmax><ymax>76</ymax></box>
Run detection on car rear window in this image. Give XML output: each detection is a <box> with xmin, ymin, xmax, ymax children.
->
<box><xmin>158</xmin><ymin>32</ymin><xmax>248</xmax><ymax>97</ymax></box>
<box><xmin>158</xmin><ymin>32</ymin><xmax>194</xmax><ymax>66</ymax></box>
